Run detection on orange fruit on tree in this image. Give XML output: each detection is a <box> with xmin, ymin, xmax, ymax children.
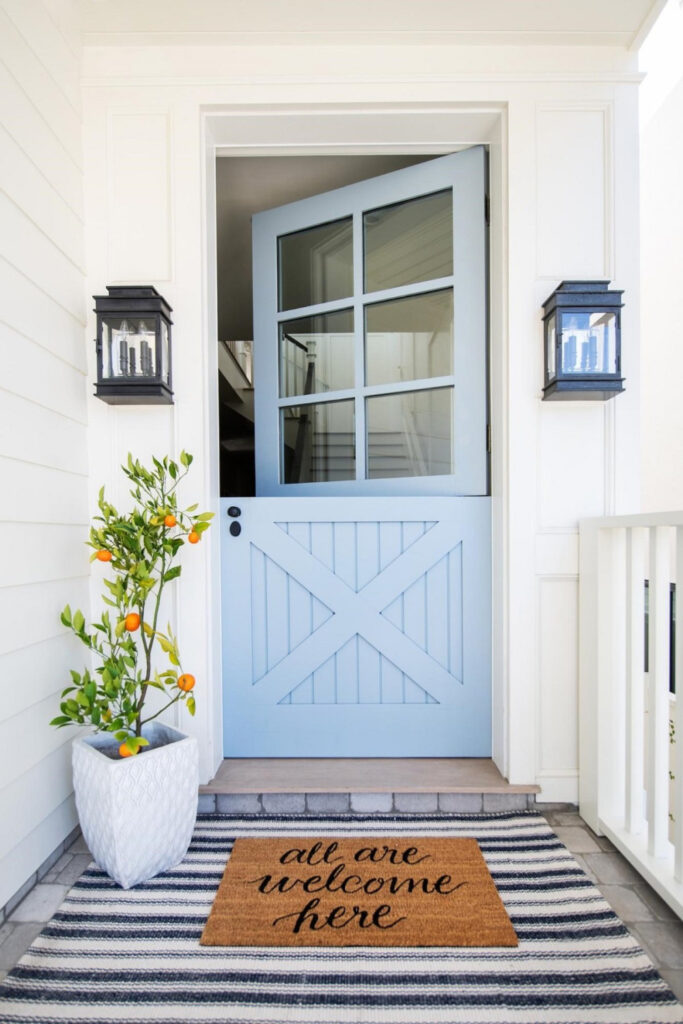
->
<box><xmin>164</xmin><ymin>514</ymin><xmax>177</xmax><ymax>528</ymax></box>
<box><xmin>124</xmin><ymin>612</ymin><xmax>140</xmax><ymax>632</ymax></box>
<box><xmin>188</xmin><ymin>531</ymin><xmax>199</xmax><ymax>544</ymax></box>
<box><xmin>96</xmin><ymin>549</ymin><xmax>112</xmax><ymax>562</ymax></box>
<box><xmin>178</xmin><ymin>673</ymin><xmax>195</xmax><ymax>692</ymax></box>
<box><xmin>118</xmin><ymin>742</ymin><xmax>137</xmax><ymax>758</ymax></box>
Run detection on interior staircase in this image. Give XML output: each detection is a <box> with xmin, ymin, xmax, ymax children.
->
<box><xmin>306</xmin><ymin>429</ymin><xmax>415</xmax><ymax>481</ymax></box>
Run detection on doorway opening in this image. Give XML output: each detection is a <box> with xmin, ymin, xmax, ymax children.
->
<box><xmin>217</xmin><ymin>146</ymin><xmax>491</xmax><ymax>756</ymax></box>
<box><xmin>216</xmin><ymin>154</ymin><xmax>433</xmax><ymax>497</ymax></box>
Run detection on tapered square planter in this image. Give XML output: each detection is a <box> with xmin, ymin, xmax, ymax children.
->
<box><xmin>72</xmin><ymin>722</ymin><xmax>198</xmax><ymax>889</ymax></box>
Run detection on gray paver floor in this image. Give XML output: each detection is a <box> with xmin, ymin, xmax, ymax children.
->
<box><xmin>1</xmin><ymin>808</ymin><xmax>683</xmax><ymax>1001</ymax></box>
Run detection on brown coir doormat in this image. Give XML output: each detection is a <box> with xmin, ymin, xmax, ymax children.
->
<box><xmin>200</xmin><ymin>836</ymin><xmax>518</xmax><ymax>947</ymax></box>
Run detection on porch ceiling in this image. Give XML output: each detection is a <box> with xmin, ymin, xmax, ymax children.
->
<box><xmin>78</xmin><ymin>0</ymin><xmax>665</xmax><ymax>50</ymax></box>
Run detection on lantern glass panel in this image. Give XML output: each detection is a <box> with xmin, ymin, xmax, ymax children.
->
<box><xmin>103</xmin><ymin>317</ymin><xmax>157</xmax><ymax>379</ymax></box>
<box><xmin>546</xmin><ymin>313</ymin><xmax>557</xmax><ymax>382</ymax></box>
<box><xmin>160</xmin><ymin>319</ymin><xmax>170</xmax><ymax>384</ymax></box>
<box><xmin>559</xmin><ymin>311</ymin><xmax>617</xmax><ymax>376</ymax></box>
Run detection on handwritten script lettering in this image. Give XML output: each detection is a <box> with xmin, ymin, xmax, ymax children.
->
<box><xmin>272</xmin><ymin>898</ymin><xmax>405</xmax><ymax>933</ymax></box>
<box><xmin>246</xmin><ymin>841</ymin><xmax>469</xmax><ymax>934</ymax></box>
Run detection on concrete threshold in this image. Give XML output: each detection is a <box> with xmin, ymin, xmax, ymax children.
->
<box><xmin>198</xmin><ymin>758</ymin><xmax>540</xmax><ymax>815</ymax></box>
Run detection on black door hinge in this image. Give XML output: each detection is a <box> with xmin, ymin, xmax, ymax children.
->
<box><xmin>486</xmin><ymin>424</ymin><xmax>491</xmax><ymax>453</ymax></box>
<box><xmin>484</xmin><ymin>194</ymin><xmax>490</xmax><ymax>226</ymax></box>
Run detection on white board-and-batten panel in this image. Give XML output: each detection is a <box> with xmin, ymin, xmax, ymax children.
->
<box><xmin>106</xmin><ymin>112</ymin><xmax>171</xmax><ymax>282</ymax></box>
<box><xmin>0</xmin><ymin>0</ymin><xmax>86</xmax><ymax>911</ymax></box>
<box><xmin>534</xmin><ymin>103</ymin><xmax>625</xmax><ymax>802</ymax></box>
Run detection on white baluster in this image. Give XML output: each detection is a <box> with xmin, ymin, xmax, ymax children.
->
<box><xmin>648</xmin><ymin>526</ymin><xmax>672</xmax><ymax>858</ymax></box>
<box><xmin>625</xmin><ymin>527</ymin><xmax>647</xmax><ymax>834</ymax></box>
<box><xmin>612</xmin><ymin>528</ymin><xmax>627</xmax><ymax>823</ymax></box>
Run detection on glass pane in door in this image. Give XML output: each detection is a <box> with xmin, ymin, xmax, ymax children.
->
<box><xmin>279</xmin><ymin>308</ymin><xmax>354</xmax><ymax>397</ymax></box>
<box><xmin>366</xmin><ymin>387</ymin><xmax>452</xmax><ymax>479</ymax></box>
<box><xmin>281</xmin><ymin>399</ymin><xmax>355</xmax><ymax>483</ymax></box>
<box><xmin>364</xmin><ymin>190</ymin><xmax>453</xmax><ymax>293</ymax></box>
<box><xmin>279</xmin><ymin>218</ymin><xmax>353</xmax><ymax>310</ymax></box>
<box><xmin>365</xmin><ymin>289</ymin><xmax>453</xmax><ymax>386</ymax></box>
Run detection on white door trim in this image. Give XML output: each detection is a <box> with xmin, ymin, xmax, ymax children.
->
<box><xmin>200</xmin><ymin>102</ymin><xmax>511</xmax><ymax>779</ymax></box>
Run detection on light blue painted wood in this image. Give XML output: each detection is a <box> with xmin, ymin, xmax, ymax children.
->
<box><xmin>222</xmin><ymin>497</ymin><xmax>491</xmax><ymax>756</ymax></box>
<box><xmin>222</xmin><ymin>150</ymin><xmax>491</xmax><ymax>756</ymax></box>
<box><xmin>252</xmin><ymin>147</ymin><xmax>488</xmax><ymax>497</ymax></box>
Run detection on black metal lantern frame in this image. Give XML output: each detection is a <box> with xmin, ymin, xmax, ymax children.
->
<box><xmin>94</xmin><ymin>286</ymin><xmax>173</xmax><ymax>404</ymax></box>
<box><xmin>542</xmin><ymin>280</ymin><xmax>624</xmax><ymax>401</ymax></box>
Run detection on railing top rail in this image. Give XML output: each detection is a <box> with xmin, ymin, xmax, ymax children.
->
<box><xmin>580</xmin><ymin>510</ymin><xmax>683</xmax><ymax>530</ymax></box>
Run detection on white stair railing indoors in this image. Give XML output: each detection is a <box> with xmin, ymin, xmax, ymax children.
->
<box><xmin>580</xmin><ymin>512</ymin><xmax>683</xmax><ymax>916</ymax></box>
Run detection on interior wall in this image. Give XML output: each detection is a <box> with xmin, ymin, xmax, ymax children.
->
<box><xmin>0</xmin><ymin>0</ymin><xmax>86</xmax><ymax>909</ymax></box>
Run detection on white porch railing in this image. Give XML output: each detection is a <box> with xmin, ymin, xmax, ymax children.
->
<box><xmin>580</xmin><ymin>511</ymin><xmax>683</xmax><ymax>917</ymax></box>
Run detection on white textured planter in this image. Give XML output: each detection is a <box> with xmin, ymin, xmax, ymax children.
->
<box><xmin>72</xmin><ymin>722</ymin><xmax>198</xmax><ymax>889</ymax></box>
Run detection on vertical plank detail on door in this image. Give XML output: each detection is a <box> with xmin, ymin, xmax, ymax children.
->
<box><xmin>382</xmin><ymin>543</ymin><xmax>464</xmax><ymax>682</ymax></box>
<box><xmin>250</xmin><ymin>544</ymin><xmax>333</xmax><ymax>684</ymax></box>
<box><xmin>276</xmin><ymin>520</ymin><xmax>437</xmax><ymax>591</ymax></box>
<box><xmin>278</xmin><ymin>634</ymin><xmax>438</xmax><ymax>705</ymax></box>
<box><xmin>224</xmin><ymin>497</ymin><xmax>490</xmax><ymax>755</ymax></box>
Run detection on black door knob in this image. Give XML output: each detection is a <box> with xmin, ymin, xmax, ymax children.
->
<box><xmin>229</xmin><ymin>521</ymin><xmax>241</xmax><ymax>537</ymax></box>
<box><xmin>228</xmin><ymin>506</ymin><xmax>241</xmax><ymax>518</ymax></box>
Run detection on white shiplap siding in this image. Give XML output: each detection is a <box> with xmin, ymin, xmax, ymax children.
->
<box><xmin>0</xmin><ymin>0</ymin><xmax>87</xmax><ymax>910</ymax></box>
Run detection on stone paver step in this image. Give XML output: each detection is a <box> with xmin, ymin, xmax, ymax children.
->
<box><xmin>198</xmin><ymin>791</ymin><xmax>536</xmax><ymax>814</ymax></box>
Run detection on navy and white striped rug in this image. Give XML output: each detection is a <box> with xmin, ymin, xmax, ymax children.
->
<box><xmin>1</xmin><ymin>811</ymin><xmax>682</xmax><ymax>1023</ymax></box>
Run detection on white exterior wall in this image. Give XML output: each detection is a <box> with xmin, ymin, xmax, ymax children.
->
<box><xmin>0</xmin><ymin>0</ymin><xmax>86</xmax><ymax>909</ymax></box>
<box><xmin>80</xmin><ymin>41</ymin><xmax>643</xmax><ymax>804</ymax></box>
<box><xmin>639</xmin><ymin>2</ymin><xmax>683</xmax><ymax>513</ymax></box>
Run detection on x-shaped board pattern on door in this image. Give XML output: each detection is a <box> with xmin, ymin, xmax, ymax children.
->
<box><xmin>222</xmin><ymin>498</ymin><xmax>491</xmax><ymax>756</ymax></box>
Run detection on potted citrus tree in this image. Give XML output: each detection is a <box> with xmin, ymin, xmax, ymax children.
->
<box><xmin>51</xmin><ymin>452</ymin><xmax>213</xmax><ymax>888</ymax></box>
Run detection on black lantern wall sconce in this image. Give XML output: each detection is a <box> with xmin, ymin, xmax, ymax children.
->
<box><xmin>542</xmin><ymin>280</ymin><xmax>624</xmax><ymax>400</ymax></box>
<box><xmin>94</xmin><ymin>286</ymin><xmax>173</xmax><ymax>404</ymax></box>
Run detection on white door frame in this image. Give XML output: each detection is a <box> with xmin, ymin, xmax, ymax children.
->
<box><xmin>200</xmin><ymin>103</ymin><xmax>510</xmax><ymax>780</ymax></box>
